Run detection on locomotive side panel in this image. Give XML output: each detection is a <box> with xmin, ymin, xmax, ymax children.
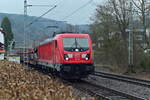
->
<box><xmin>38</xmin><ymin>42</ymin><xmax>54</xmax><ymax>62</ymax></box>
<box><xmin>36</xmin><ymin>40</ymin><xmax>62</xmax><ymax>70</ymax></box>
<box><xmin>54</xmin><ymin>39</ymin><xmax>64</xmax><ymax>63</ymax></box>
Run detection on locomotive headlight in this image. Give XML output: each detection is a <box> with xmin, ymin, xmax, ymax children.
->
<box><xmin>86</xmin><ymin>54</ymin><xmax>90</xmax><ymax>60</ymax></box>
<box><xmin>65</xmin><ymin>57</ymin><xmax>69</xmax><ymax>60</ymax></box>
<box><xmin>85</xmin><ymin>57</ymin><xmax>88</xmax><ymax>60</ymax></box>
<box><xmin>64</xmin><ymin>54</ymin><xmax>73</xmax><ymax>60</ymax></box>
<box><xmin>64</xmin><ymin>54</ymin><xmax>69</xmax><ymax>60</ymax></box>
<box><xmin>82</xmin><ymin>54</ymin><xmax>90</xmax><ymax>60</ymax></box>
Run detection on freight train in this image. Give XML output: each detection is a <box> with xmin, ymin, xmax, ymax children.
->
<box><xmin>18</xmin><ymin>33</ymin><xmax>94</xmax><ymax>79</ymax></box>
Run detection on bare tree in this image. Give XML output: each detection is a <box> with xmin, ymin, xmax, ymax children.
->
<box><xmin>109</xmin><ymin>0</ymin><xmax>130</xmax><ymax>41</ymax></box>
<box><xmin>91</xmin><ymin>3</ymin><xmax>129</xmax><ymax>67</ymax></box>
<box><xmin>91</xmin><ymin>0</ymin><xmax>150</xmax><ymax>72</ymax></box>
<box><xmin>132</xmin><ymin>0</ymin><xmax>150</xmax><ymax>47</ymax></box>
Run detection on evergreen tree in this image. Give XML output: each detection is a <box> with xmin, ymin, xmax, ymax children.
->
<box><xmin>1</xmin><ymin>17</ymin><xmax>13</xmax><ymax>55</ymax></box>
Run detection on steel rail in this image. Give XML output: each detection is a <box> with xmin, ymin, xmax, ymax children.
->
<box><xmin>60</xmin><ymin>79</ymin><xmax>109</xmax><ymax>100</ymax></box>
<box><xmin>81</xmin><ymin>80</ymin><xmax>145</xmax><ymax>100</ymax></box>
<box><xmin>74</xmin><ymin>84</ymin><xmax>110</xmax><ymax>100</ymax></box>
<box><xmin>93</xmin><ymin>71</ymin><xmax>150</xmax><ymax>88</ymax></box>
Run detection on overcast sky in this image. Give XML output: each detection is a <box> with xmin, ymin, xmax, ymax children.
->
<box><xmin>0</xmin><ymin>0</ymin><xmax>104</xmax><ymax>25</ymax></box>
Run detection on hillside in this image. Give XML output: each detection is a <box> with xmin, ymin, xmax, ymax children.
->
<box><xmin>0</xmin><ymin>13</ymin><xmax>91</xmax><ymax>48</ymax></box>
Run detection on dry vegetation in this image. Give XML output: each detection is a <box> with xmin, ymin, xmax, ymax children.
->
<box><xmin>0</xmin><ymin>61</ymin><xmax>96</xmax><ymax>100</ymax></box>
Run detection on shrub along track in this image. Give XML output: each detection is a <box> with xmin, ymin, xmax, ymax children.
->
<box><xmin>0</xmin><ymin>61</ymin><xmax>77</xmax><ymax>100</ymax></box>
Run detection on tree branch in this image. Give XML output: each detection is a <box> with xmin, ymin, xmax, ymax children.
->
<box><xmin>132</xmin><ymin>0</ymin><xmax>142</xmax><ymax>11</ymax></box>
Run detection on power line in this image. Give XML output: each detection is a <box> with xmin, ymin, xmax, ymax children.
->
<box><xmin>54</xmin><ymin>0</ymin><xmax>63</xmax><ymax>6</ymax></box>
<box><xmin>27</xmin><ymin>4</ymin><xmax>53</xmax><ymax>7</ymax></box>
<box><xmin>62</xmin><ymin>0</ymin><xmax>93</xmax><ymax>20</ymax></box>
<box><xmin>27</xmin><ymin>5</ymin><xmax>57</xmax><ymax>27</ymax></box>
<box><xmin>26</xmin><ymin>0</ymin><xmax>64</xmax><ymax>28</ymax></box>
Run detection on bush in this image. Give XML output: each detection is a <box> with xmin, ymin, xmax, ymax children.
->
<box><xmin>140</xmin><ymin>53</ymin><xmax>150</xmax><ymax>71</ymax></box>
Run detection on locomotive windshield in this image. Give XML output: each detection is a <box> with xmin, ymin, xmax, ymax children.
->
<box><xmin>63</xmin><ymin>38</ymin><xmax>89</xmax><ymax>52</ymax></box>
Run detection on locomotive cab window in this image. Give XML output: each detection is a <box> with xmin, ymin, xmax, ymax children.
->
<box><xmin>63</xmin><ymin>38</ymin><xmax>89</xmax><ymax>52</ymax></box>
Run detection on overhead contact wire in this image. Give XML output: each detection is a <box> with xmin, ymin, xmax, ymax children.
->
<box><xmin>62</xmin><ymin>0</ymin><xmax>93</xmax><ymax>20</ymax></box>
<box><xmin>27</xmin><ymin>5</ymin><xmax>57</xmax><ymax>27</ymax></box>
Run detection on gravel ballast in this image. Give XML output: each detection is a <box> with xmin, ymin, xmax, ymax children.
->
<box><xmin>88</xmin><ymin>75</ymin><xmax>150</xmax><ymax>99</ymax></box>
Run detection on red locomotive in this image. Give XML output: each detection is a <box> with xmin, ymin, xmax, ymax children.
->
<box><xmin>20</xmin><ymin>33</ymin><xmax>94</xmax><ymax>79</ymax></box>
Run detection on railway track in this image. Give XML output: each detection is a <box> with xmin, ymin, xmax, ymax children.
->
<box><xmin>93</xmin><ymin>71</ymin><xmax>150</xmax><ymax>88</ymax></box>
<box><xmin>26</xmin><ymin>65</ymin><xmax>147</xmax><ymax>100</ymax></box>
<box><xmin>71</xmin><ymin>80</ymin><xmax>145</xmax><ymax>100</ymax></box>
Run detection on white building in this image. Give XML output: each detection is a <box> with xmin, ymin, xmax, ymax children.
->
<box><xmin>0</xmin><ymin>29</ymin><xmax>5</xmax><ymax>60</ymax></box>
<box><xmin>0</xmin><ymin>31</ymin><xmax>4</xmax><ymax>44</ymax></box>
